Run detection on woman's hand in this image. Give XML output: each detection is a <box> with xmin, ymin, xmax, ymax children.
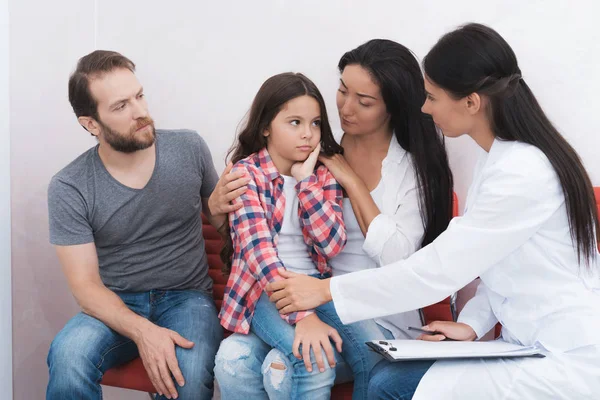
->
<box><xmin>291</xmin><ymin>144</ymin><xmax>321</xmax><ymax>181</ymax></box>
<box><xmin>293</xmin><ymin>314</ymin><xmax>343</xmax><ymax>373</ymax></box>
<box><xmin>318</xmin><ymin>153</ymin><xmax>359</xmax><ymax>189</ymax></box>
<box><xmin>417</xmin><ymin>321</ymin><xmax>477</xmax><ymax>342</ymax></box>
<box><xmin>266</xmin><ymin>269</ymin><xmax>332</xmax><ymax>313</ymax></box>
<box><xmin>207</xmin><ymin>163</ymin><xmax>250</xmax><ymax>216</ymax></box>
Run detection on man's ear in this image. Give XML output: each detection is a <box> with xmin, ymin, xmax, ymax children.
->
<box><xmin>78</xmin><ymin>116</ymin><xmax>100</xmax><ymax>137</ymax></box>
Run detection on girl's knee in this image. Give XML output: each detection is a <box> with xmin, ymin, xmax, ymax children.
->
<box><xmin>214</xmin><ymin>337</ymin><xmax>255</xmax><ymax>381</ymax></box>
<box><xmin>262</xmin><ymin>349</ymin><xmax>292</xmax><ymax>394</ymax></box>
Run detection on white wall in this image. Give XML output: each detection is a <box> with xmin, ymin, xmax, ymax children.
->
<box><xmin>9</xmin><ymin>1</ymin><xmax>600</xmax><ymax>399</ymax></box>
<box><xmin>1</xmin><ymin>0</ymin><xmax>12</xmax><ymax>398</ymax></box>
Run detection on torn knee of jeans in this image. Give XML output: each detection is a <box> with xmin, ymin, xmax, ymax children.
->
<box><xmin>264</xmin><ymin>363</ymin><xmax>288</xmax><ymax>390</ymax></box>
<box><xmin>262</xmin><ymin>351</ymin><xmax>290</xmax><ymax>391</ymax></box>
<box><xmin>215</xmin><ymin>339</ymin><xmax>252</xmax><ymax>377</ymax></box>
<box><xmin>269</xmin><ymin>362</ymin><xmax>286</xmax><ymax>371</ymax></box>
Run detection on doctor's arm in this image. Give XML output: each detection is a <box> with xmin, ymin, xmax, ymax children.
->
<box><xmin>269</xmin><ymin>154</ymin><xmax>563</xmax><ymax>324</ymax></box>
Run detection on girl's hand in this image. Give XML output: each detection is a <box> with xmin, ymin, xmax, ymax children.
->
<box><xmin>417</xmin><ymin>321</ymin><xmax>477</xmax><ymax>342</ymax></box>
<box><xmin>291</xmin><ymin>143</ymin><xmax>321</xmax><ymax>181</ymax></box>
<box><xmin>293</xmin><ymin>313</ymin><xmax>343</xmax><ymax>373</ymax></box>
<box><xmin>318</xmin><ymin>153</ymin><xmax>359</xmax><ymax>189</ymax></box>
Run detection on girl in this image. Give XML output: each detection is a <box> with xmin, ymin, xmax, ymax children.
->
<box><xmin>266</xmin><ymin>23</ymin><xmax>600</xmax><ymax>400</ymax></box>
<box><xmin>213</xmin><ymin>41</ymin><xmax>454</xmax><ymax>400</ymax></box>
<box><xmin>217</xmin><ymin>72</ymin><xmax>349</xmax><ymax>399</ymax></box>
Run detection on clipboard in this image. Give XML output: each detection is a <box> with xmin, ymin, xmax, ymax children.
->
<box><xmin>366</xmin><ymin>339</ymin><xmax>545</xmax><ymax>362</ymax></box>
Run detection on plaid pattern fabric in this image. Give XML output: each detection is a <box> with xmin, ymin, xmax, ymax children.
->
<box><xmin>219</xmin><ymin>148</ymin><xmax>347</xmax><ymax>333</ymax></box>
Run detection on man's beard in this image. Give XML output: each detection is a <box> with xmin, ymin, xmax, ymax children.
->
<box><xmin>99</xmin><ymin>117</ymin><xmax>156</xmax><ymax>153</ymax></box>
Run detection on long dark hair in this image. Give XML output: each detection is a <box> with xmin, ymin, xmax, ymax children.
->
<box><xmin>339</xmin><ymin>40</ymin><xmax>454</xmax><ymax>247</ymax></box>
<box><xmin>423</xmin><ymin>23</ymin><xmax>599</xmax><ymax>268</ymax></box>
<box><xmin>221</xmin><ymin>72</ymin><xmax>344</xmax><ymax>273</ymax></box>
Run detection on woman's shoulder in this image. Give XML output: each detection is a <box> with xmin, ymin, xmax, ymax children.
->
<box><xmin>494</xmin><ymin>140</ymin><xmax>552</xmax><ymax>174</ymax></box>
<box><xmin>485</xmin><ymin>140</ymin><xmax>559</xmax><ymax>195</ymax></box>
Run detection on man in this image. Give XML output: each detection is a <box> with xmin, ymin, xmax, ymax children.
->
<box><xmin>46</xmin><ymin>50</ymin><xmax>227</xmax><ymax>400</ymax></box>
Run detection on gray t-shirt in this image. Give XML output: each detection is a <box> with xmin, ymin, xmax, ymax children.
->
<box><xmin>48</xmin><ymin>129</ymin><xmax>219</xmax><ymax>293</ymax></box>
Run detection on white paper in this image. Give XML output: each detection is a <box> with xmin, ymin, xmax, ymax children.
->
<box><xmin>368</xmin><ymin>339</ymin><xmax>543</xmax><ymax>361</ymax></box>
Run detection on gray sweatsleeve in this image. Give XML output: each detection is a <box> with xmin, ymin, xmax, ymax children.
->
<box><xmin>48</xmin><ymin>176</ymin><xmax>94</xmax><ymax>246</ymax></box>
<box><xmin>197</xmin><ymin>135</ymin><xmax>219</xmax><ymax>198</ymax></box>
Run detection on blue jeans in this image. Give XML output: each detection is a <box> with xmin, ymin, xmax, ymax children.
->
<box><xmin>46</xmin><ymin>289</ymin><xmax>223</xmax><ymax>400</ymax></box>
<box><xmin>367</xmin><ymin>359</ymin><xmax>433</xmax><ymax>400</ymax></box>
<box><xmin>214</xmin><ymin>293</ymin><xmax>392</xmax><ymax>400</ymax></box>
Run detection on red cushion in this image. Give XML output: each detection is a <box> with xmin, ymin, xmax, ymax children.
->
<box><xmin>101</xmin><ymin>357</ymin><xmax>154</xmax><ymax>393</ymax></box>
<box><xmin>420</xmin><ymin>192</ymin><xmax>459</xmax><ymax>324</ymax></box>
<box><xmin>331</xmin><ymin>382</ymin><xmax>354</xmax><ymax>398</ymax></box>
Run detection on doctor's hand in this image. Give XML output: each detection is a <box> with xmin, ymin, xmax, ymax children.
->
<box><xmin>266</xmin><ymin>269</ymin><xmax>332</xmax><ymax>313</ymax></box>
<box><xmin>417</xmin><ymin>321</ymin><xmax>477</xmax><ymax>342</ymax></box>
<box><xmin>207</xmin><ymin>162</ymin><xmax>249</xmax><ymax>216</ymax></box>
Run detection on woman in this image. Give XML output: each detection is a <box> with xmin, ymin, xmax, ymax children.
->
<box><xmin>267</xmin><ymin>23</ymin><xmax>600</xmax><ymax>399</ymax></box>
<box><xmin>210</xmin><ymin>40</ymin><xmax>453</xmax><ymax>399</ymax></box>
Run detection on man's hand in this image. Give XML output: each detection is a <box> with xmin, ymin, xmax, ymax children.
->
<box><xmin>134</xmin><ymin>322</ymin><xmax>195</xmax><ymax>399</ymax></box>
<box><xmin>207</xmin><ymin>162</ymin><xmax>250</xmax><ymax>216</ymax></box>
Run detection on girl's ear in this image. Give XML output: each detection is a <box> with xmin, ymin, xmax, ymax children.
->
<box><xmin>263</xmin><ymin>127</ymin><xmax>270</xmax><ymax>138</ymax></box>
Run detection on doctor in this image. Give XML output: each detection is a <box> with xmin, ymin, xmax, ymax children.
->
<box><xmin>266</xmin><ymin>23</ymin><xmax>600</xmax><ymax>399</ymax></box>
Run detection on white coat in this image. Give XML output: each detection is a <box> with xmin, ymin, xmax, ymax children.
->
<box><xmin>330</xmin><ymin>139</ymin><xmax>600</xmax><ymax>399</ymax></box>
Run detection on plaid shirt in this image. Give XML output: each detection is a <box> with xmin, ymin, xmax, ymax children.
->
<box><xmin>219</xmin><ymin>148</ymin><xmax>347</xmax><ymax>334</ymax></box>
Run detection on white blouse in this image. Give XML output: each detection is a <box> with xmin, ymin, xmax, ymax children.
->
<box><xmin>329</xmin><ymin>131</ymin><xmax>425</xmax><ymax>339</ymax></box>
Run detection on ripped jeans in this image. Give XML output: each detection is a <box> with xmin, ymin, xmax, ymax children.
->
<box><xmin>215</xmin><ymin>293</ymin><xmax>392</xmax><ymax>399</ymax></box>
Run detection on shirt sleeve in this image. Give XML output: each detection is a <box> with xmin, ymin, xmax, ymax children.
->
<box><xmin>196</xmin><ymin>134</ymin><xmax>219</xmax><ymax>198</ymax></box>
<box><xmin>331</xmin><ymin>149</ymin><xmax>563</xmax><ymax>325</ymax></box>
<box><xmin>457</xmin><ymin>280</ymin><xmax>499</xmax><ymax>339</ymax></box>
<box><xmin>47</xmin><ymin>176</ymin><xmax>94</xmax><ymax>246</ymax></box>
<box><xmin>296</xmin><ymin>165</ymin><xmax>346</xmax><ymax>259</ymax></box>
<box><xmin>230</xmin><ymin>165</ymin><xmax>314</xmax><ymax>324</ymax></box>
<box><xmin>362</xmin><ymin>180</ymin><xmax>424</xmax><ymax>266</ymax></box>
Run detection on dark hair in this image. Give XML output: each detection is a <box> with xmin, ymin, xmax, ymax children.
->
<box><xmin>68</xmin><ymin>50</ymin><xmax>136</xmax><ymax>122</ymax></box>
<box><xmin>423</xmin><ymin>23</ymin><xmax>599</xmax><ymax>268</ymax></box>
<box><xmin>339</xmin><ymin>39</ymin><xmax>454</xmax><ymax>247</ymax></box>
<box><xmin>221</xmin><ymin>72</ymin><xmax>344</xmax><ymax>273</ymax></box>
